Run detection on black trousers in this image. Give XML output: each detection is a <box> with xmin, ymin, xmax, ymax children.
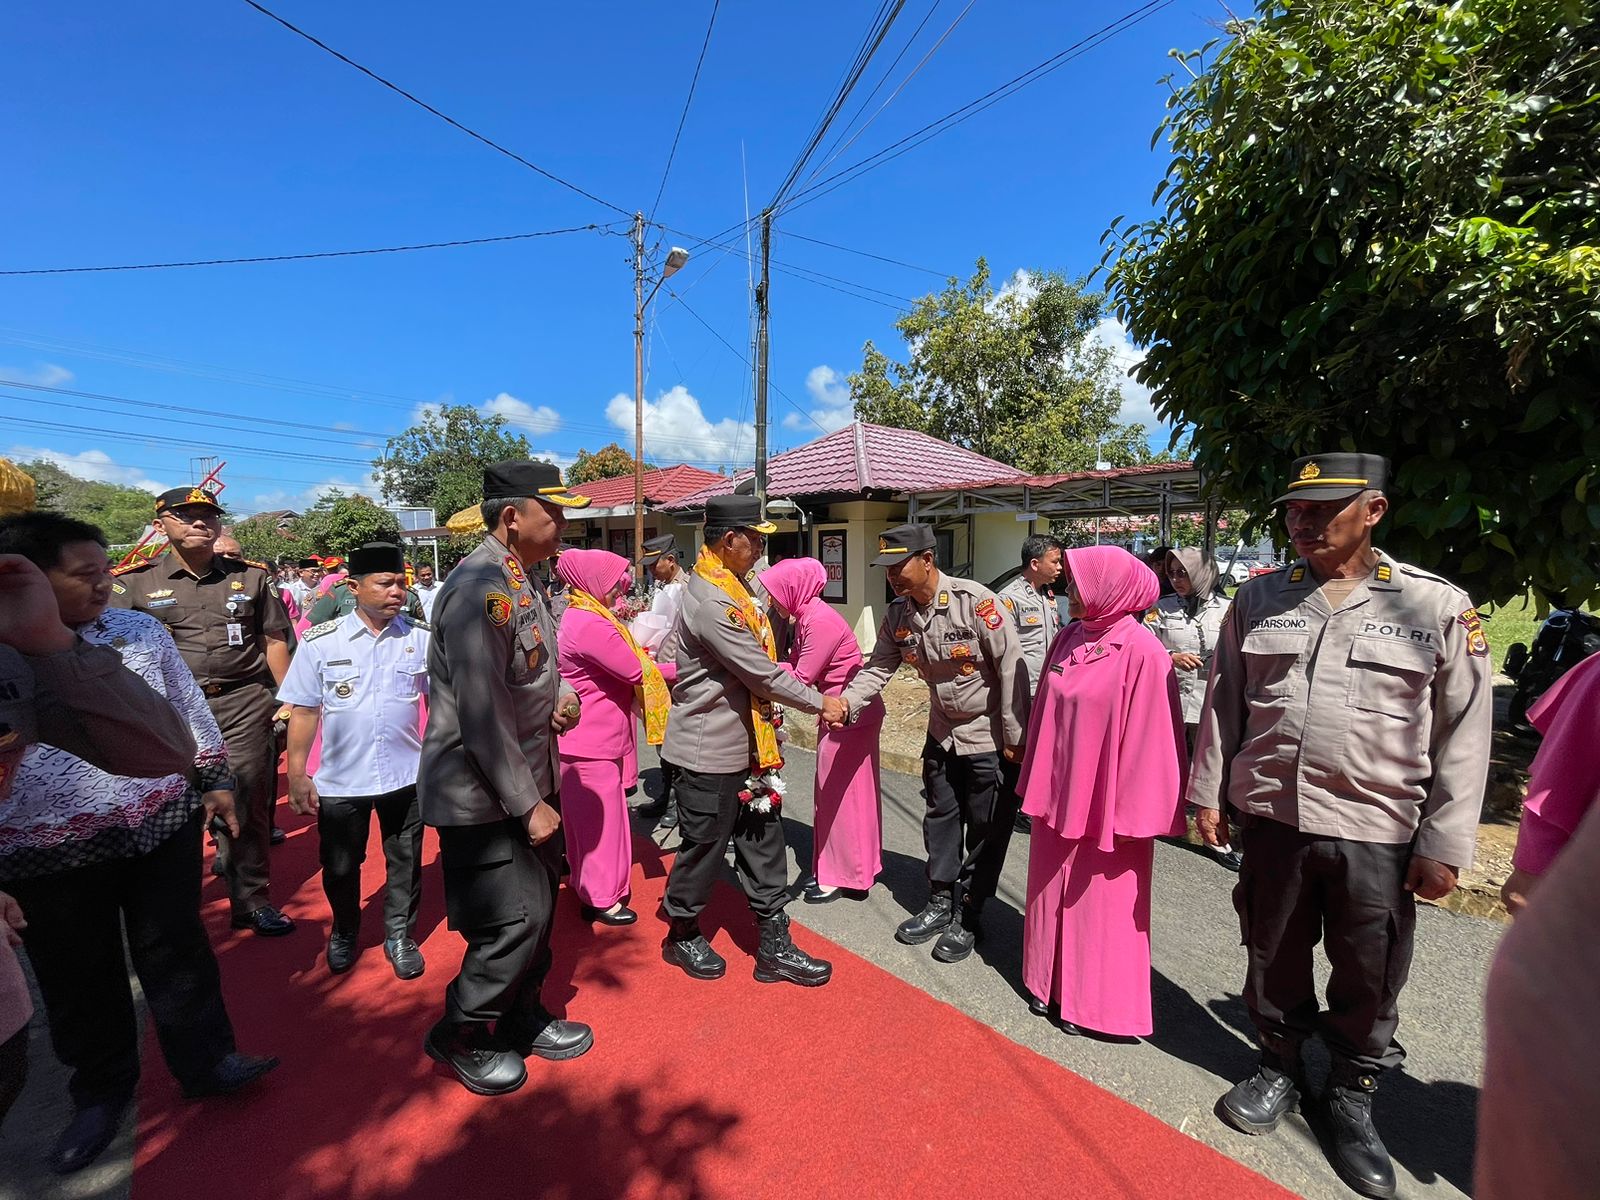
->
<box><xmin>658</xmin><ymin>756</ymin><xmax>682</xmax><ymax>802</ymax></box>
<box><xmin>1233</xmin><ymin>817</ymin><xmax>1416</xmax><ymax>1073</ymax></box>
<box><xmin>210</xmin><ymin>682</ymin><xmax>278</xmax><ymax>915</ymax></box>
<box><xmin>662</xmin><ymin>769</ymin><xmax>789</xmax><ymax>922</ymax></box>
<box><xmin>318</xmin><ymin>784</ymin><xmax>423</xmax><ymax>938</ymax></box>
<box><xmin>437</xmin><ymin>818</ymin><xmax>561</xmax><ymax>1033</ymax></box>
<box><xmin>7</xmin><ymin>810</ymin><xmax>237</xmax><ymax>1105</ymax></box>
<box><xmin>920</xmin><ymin>739</ymin><xmax>1008</xmax><ymax>905</ymax></box>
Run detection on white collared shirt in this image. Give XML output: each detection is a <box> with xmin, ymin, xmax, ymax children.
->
<box><xmin>277</xmin><ymin>610</ymin><xmax>431</xmax><ymax>797</ymax></box>
<box><xmin>414</xmin><ymin>581</ymin><xmax>440</xmax><ymax>618</ymax></box>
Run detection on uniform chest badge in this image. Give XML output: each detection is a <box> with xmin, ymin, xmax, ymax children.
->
<box><xmin>1027</xmin><ymin>615</ymin><xmax>1043</xmax><ymax>626</ymax></box>
<box><xmin>149</xmin><ymin>589</ymin><xmax>174</xmax><ymax>599</ymax></box>
<box><xmin>959</xmin><ymin>662</ymin><xmax>977</xmax><ymax>676</ymax></box>
<box><xmin>1000</xmin><ymin>596</ymin><xmax>1015</xmax><ymax>613</ymax></box>
<box><xmin>230</xmin><ymin>581</ymin><xmax>245</xmax><ymax>591</ymax></box>
<box><xmin>975</xmin><ymin>599</ymin><xmax>1002</xmax><ymax>630</ymax></box>
<box><xmin>949</xmin><ymin>644</ymin><xmax>973</xmax><ymax>659</ymax></box>
<box><xmin>485</xmin><ymin>592</ymin><xmax>514</xmax><ymax>627</ymax></box>
<box><xmin>518</xmin><ymin>594</ymin><xmax>532</xmax><ymax>608</ymax></box>
<box><xmin>334</xmin><ymin>682</ymin><xmax>354</xmax><ymax>698</ymax></box>
<box><xmin>894</xmin><ymin>627</ymin><xmax>910</xmax><ymax>641</ymax></box>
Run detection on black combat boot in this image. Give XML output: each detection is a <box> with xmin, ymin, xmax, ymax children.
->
<box><xmin>424</xmin><ymin>1021</ymin><xmax>526</xmax><ymax>1097</ymax></box>
<box><xmin>1324</xmin><ymin>1062</ymin><xmax>1397</xmax><ymax>1199</ymax></box>
<box><xmin>931</xmin><ymin>896</ymin><xmax>982</xmax><ymax>963</ymax></box>
<box><xmin>753</xmin><ymin>912</ymin><xmax>832</xmax><ymax>987</ymax></box>
<box><xmin>664</xmin><ymin>916</ymin><xmax>726</xmax><ymax>980</ymax></box>
<box><xmin>894</xmin><ymin>884</ymin><xmax>953</xmax><ymax>945</ymax></box>
<box><xmin>1220</xmin><ymin>1043</ymin><xmax>1304</xmax><ymax>1135</ymax></box>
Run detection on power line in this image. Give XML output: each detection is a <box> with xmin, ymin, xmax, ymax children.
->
<box><xmin>781</xmin><ymin>0</ymin><xmax>1178</xmax><ymax>214</ymax></box>
<box><xmin>652</xmin><ymin>223</ymin><xmax>914</xmax><ymax>303</ymax></box>
<box><xmin>648</xmin><ymin>0</ymin><xmax>721</xmax><ymax>223</ymax></box>
<box><xmin>663</xmin><ymin>288</ymin><xmax>831</xmax><ymax>436</ymax></box>
<box><xmin>780</xmin><ymin>230</ymin><xmax>950</xmax><ymax>277</ymax></box>
<box><xmin>240</xmin><ymin>0</ymin><xmax>632</xmax><ymax>217</ymax></box>
<box><xmin>0</xmin><ymin>224</ymin><xmax>610</xmax><ymax>277</ymax></box>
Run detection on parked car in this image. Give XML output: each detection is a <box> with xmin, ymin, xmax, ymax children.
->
<box><xmin>1215</xmin><ymin>558</ymin><xmax>1255</xmax><ymax>586</ymax></box>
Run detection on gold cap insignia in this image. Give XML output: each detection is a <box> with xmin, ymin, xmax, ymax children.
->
<box><xmin>1299</xmin><ymin>462</ymin><xmax>1321</xmax><ymax>481</ymax></box>
<box><xmin>878</xmin><ymin>538</ymin><xmax>889</xmax><ymax>553</ymax></box>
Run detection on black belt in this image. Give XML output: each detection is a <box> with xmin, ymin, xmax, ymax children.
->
<box><xmin>202</xmin><ymin>677</ymin><xmax>269</xmax><ymax>699</ymax></box>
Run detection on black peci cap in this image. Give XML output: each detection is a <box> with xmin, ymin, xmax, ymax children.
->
<box><xmin>482</xmin><ymin>460</ymin><xmax>591</xmax><ymax>509</ymax></box>
<box><xmin>872</xmin><ymin>523</ymin><xmax>936</xmax><ymax>567</ymax></box>
<box><xmin>348</xmin><ymin>542</ymin><xmax>405</xmax><ymax>577</ymax></box>
<box><xmin>1273</xmin><ymin>453</ymin><xmax>1391</xmax><ymax>504</ymax></box>
<box><xmin>704</xmin><ymin>495</ymin><xmax>777</xmax><ymax>534</ymax></box>
<box><xmin>154</xmin><ymin>485</ymin><xmax>223</xmax><ymax>516</ymax></box>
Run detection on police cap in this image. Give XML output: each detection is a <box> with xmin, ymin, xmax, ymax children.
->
<box><xmin>1274</xmin><ymin>453</ymin><xmax>1390</xmax><ymax>505</ymax></box>
<box><xmin>154</xmin><ymin>486</ymin><xmax>223</xmax><ymax>516</ymax></box>
<box><xmin>640</xmin><ymin>533</ymin><xmax>679</xmax><ymax>561</ymax></box>
<box><xmin>872</xmin><ymin>523</ymin><xmax>936</xmax><ymax>567</ymax></box>
<box><xmin>482</xmin><ymin>460</ymin><xmax>591</xmax><ymax>509</ymax></box>
<box><xmin>704</xmin><ymin>495</ymin><xmax>777</xmax><ymax>534</ymax></box>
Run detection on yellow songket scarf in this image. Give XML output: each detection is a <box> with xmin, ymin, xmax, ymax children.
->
<box><xmin>694</xmin><ymin>544</ymin><xmax>783</xmax><ymax>770</ymax></box>
<box><xmin>565</xmin><ymin>588</ymin><xmax>672</xmax><ymax>746</ymax></box>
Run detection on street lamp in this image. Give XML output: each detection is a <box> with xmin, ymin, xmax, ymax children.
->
<box><xmin>632</xmin><ymin>209</ymin><xmax>690</xmax><ymax>582</ymax></box>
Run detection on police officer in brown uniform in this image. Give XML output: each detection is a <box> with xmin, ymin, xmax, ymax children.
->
<box><xmin>420</xmin><ymin>461</ymin><xmax>591</xmax><ymax>1096</ymax></box>
<box><xmin>110</xmin><ymin>486</ymin><xmax>295</xmax><ymax>936</ymax></box>
<box><xmin>837</xmin><ymin>524</ymin><xmax>1031</xmax><ymax>962</ymax></box>
<box><xmin>1188</xmin><ymin>454</ymin><xmax>1492</xmax><ymax>1199</ymax></box>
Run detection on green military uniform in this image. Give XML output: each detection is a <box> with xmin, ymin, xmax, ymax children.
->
<box><xmin>305</xmin><ymin>581</ymin><xmax>427</xmax><ymax>627</ymax></box>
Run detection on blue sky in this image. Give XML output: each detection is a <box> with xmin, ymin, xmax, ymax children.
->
<box><xmin>1</xmin><ymin>1</ymin><xmax>1223</xmax><ymax>516</ymax></box>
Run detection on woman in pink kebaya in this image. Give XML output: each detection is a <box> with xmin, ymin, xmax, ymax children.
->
<box><xmin>759</xmin><ymin>557</ymin><xmax>883</xmax><ymax>903</ymax></box>
<box><xmin>555</xmin><ymin>550</ymin><xmax>672</xmax><ymax>926</ymax></box>
<box><xmin>1016</xmin><ymin>544</ymin><xmax>1186</xmax><ymax>1039</ymax></box>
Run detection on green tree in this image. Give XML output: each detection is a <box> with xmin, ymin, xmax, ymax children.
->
<box><xmin>373</xmin><ymin>405</ymin><xmax>533</xmax><ymax>523</ymax></box>
<box><xmin>294</xmin><ymin>492</ymin><xmax>402</xmax><ymax>558</ymax></box>
<box><xmin>1103</xmin><ymin>0</ymin><xmax>1600</xmax><ymax>606</ymax></box>
<box><xmin>230</xmin><ymin>512</ymin><xmax>304</xmax><ymax>565</ymax></box>
<box><xmin>24</xmin><ymin>460</ymin><xmax>159</xmax><ymax>544</ymax></box>
<box><xmin>848</xmin><ymin>259</ymin><xmax>1153</xmax><ymax>473</ymax></box>
<box><xmin>567</xmin><ymin>442</ymin><xmax>639</xmax><ymax>486</ymax></box>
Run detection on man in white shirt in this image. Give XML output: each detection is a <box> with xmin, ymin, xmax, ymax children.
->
<box><xmin>636</xmin><ymin>534</ymin><xmax>687</xmax><ymax>826</ymax></box>
<box><xmin>413</xmin><ymin>562</ymin><xmax>441</xmax><ymax>619</ymax></box>
<box><xmin>277</xmin><ymin>542</ymin><xmax>430</xmax><ymax>980</ymax></box>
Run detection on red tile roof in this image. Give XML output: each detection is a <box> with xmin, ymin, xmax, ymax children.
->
<box><xmin>665</xmin><ymin>423</ymin><xmax>1021</xmax><ymax>509</ymax></box>
<box><xmin>909</xmin><ymin>462</ymin><xmax>1196</xmax><ymax>493</ymax></box>
<box><xmin>572</xmin><ymin>464</ymin><xmax>726</xmax><ymax>510</ymax></box>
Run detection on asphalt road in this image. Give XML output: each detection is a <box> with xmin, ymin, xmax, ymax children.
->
<box><xmin>0</xmin><ymin>743</ymin><xmax>1501</xmax><ymax>1200</ymax></box>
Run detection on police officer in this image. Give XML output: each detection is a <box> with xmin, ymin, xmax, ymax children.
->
<box><xmin>1189</xmin><ymin>453</ymin><xmax>1492</xmax><ymax>1200</ymax></box>
<box><xmin>836</xmin><ymin>524</ymin><xmax>1031</xmax><ymax>962</ymax></box>
<box><xmin>278</xmin><ymin>543</ymin><xmax>430</xmax><ymax>980</ymax></box>
<box><xmin>635</xmin><ymin>533</ymin><xmax>686</xmax><ymax>825</ymax></box>
<box><xmin>997</xmin><ymin>534</ymin><xmax>1064</xmax><ymax>836</ymax></box>
<box><xmin>110</xmin><ymin>486</ymin><xmax>295</xmax><ymax>936</ymax></box>
<box><xmin>420</xmin><ymin>461</ymin><xmax>591</xmax><ymax>1096</ymax></box>
<box><xmin>659</xmin><ymin>496</ymin><xmax>845</xmax><ymax>985</ymax></box>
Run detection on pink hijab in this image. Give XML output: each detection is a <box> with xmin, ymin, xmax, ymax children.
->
<box><xmin>758</xmin><ymin>557</ymin><xmax>827</xmax><ymax>618</ymax></box>
<box><xmin>1516</xmin><ymin>654</ymin><xmax>1600</xmax><ymax>874</ymax></box>
<box><xmin>556</xmin><ymin>549</ymin><xmax>630</xmax><ymax>601</ymax></box>
<box><xmin>1017</xmin><ymin>544</ymin><xmax>1184</xmax><ymax>847</ymax></box>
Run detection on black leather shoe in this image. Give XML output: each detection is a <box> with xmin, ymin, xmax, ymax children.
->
<box><xmin>424</xmin><ymin>1022</ymin><xmax>526</xmax><ymax>1096</ymax></box>
<box><xmin>50</xmin><ymin>1098</ymin><xmax>130</xmax><ymax>1174</ymax></box>
<box><xmin>657</xmin><ymin>797</ymin><xmax>680</xmax><ymax>830</ymax></box>
<box><xmin>1212</xmin><ymin>847</ymin><xmax>1244</xmax><ymax>872</ymax></box>
<box><xmin>665</xmin><ymin>919</ymin><xmax>726</xmax><ymax>979</ymax></box>
<box><xmin>802</xmin><ymin>881</ymin><xmax>868</xmax><ymax>904</ymax></box>
<box><xmin>270</xmin><ymin>826</ymin><xmax>287</xmax><ymax>846</ymax></box>
<box><xmin>1013</xmin><ymin>813</ymin><xmax>1032</xmax><ymax>834</ymax></box>
<box><xmin>582</xmin><ymin>902</ymin><xmax>638</xmax><ymax>925</ymax></box>
<box><xmin>384</xmin><ymin>935</ymin><xmax>426</xmax><ymax>979</ymax></box>
<box><xmin>181</xmin><ymin>1052</ymin><xmax>280</xmax><ymax>1099</ymax></box>
<box><xmin>895</xmin><ymin>887</ymin><xmax>953</xmax><ymax>945</ymax></box>
<box><xmin>1027</xmin><ymin>996</ymin><xmax>1051</xmax><ymax>1017</ymax></box>
<box><xmin>327</xmin><ymin>930</ymin><xmax>359</xmax><ymax>974</ymax></box>
<box><xmin>1220</xmin><ymin>1063</ymin><xmax>1303</xmax><ymax>1135</ymax></box>
<box><xmin>753</xmin><ymin>912</ymin><xmax>832</xmax><ymax>987</ymax></box>
<box><xmin>230</xmin><ymin>905</ymin><xmax>295</xmax><ymax>937</ymax></box>
<box><xmin>932</xmin><ymin>902</ymin><xmax>981</xmax><ymax>963</ymax></box>
<box><xmin>500</xmin><ymin>1013</ymin><xmax>595</xmax><ymax>1062</ymax></box>
<box><xmin>1325</xmin><ymin>1067</ymin><xmax>1397</xmax><ymax>1198</ymax></box>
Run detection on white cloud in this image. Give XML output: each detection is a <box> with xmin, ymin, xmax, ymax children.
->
<box><xmin>605</xmin><ymin>384</ymin><xmax>756</xmax><ymax>468</ymax></box>
<box><xmin>782</xmin><ymin>364</ymin><xmax>856</xmax><ymax>434</ymax></box>
<box><xmin>0</xmin><ymin>362</ymin><xmax>74</xmax><ymax>387</ymax></box>
<box><xmin>481</xmin><ymin>392</ymin><xmax>561</xmax><ymax>436</ymax></box>
<box><xmin>5</xmin><ymin>444</ymin><xmax>163</xmax><ymax>493</ymax></box>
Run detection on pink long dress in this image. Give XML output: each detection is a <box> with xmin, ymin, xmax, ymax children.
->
<box><xmin>760</xmin><ymin>559</ymin><xmax>884</xmax><ymax>892</ymax></box>
<box><xmin>1016</xmin><ymin>546</ymin><xmax>1186</xmax><ymax>1037</ymax></box>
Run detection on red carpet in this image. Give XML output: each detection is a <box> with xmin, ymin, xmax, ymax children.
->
<box><xmin>132</xmin><ymin>801</ymin><xmax>1294</xmax><ymax>1200</ymax></box>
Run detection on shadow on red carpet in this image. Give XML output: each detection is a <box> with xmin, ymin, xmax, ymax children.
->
<box><xmin>132</xmin><ymin>798</ymin><xmax>1294</xmax><ymax>1200</ymax></box>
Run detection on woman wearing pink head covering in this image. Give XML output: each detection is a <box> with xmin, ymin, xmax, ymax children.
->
<box><xmin>760</xmin><ymin>557</ymin><xmax>884</xmax><ymax>902</ymax></box>
<box><xmin>555</xmin><ymin>550</ymin><xmax>673</xmax><ymax>926</ymax></box>
<box><xmin>1017</xmin><ymin>544</ymin><xmax>1186</xmax><ymax>1038</ymax></box>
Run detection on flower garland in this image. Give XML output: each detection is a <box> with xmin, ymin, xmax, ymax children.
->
<box><xmin>738</xmin><ymin>706</ymin><xmax>788</xmax><ymax>813</ymax></box>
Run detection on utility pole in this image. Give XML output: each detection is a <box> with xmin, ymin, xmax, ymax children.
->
<box><xmin>632</xmin><ymin>210</ymin><xmax>646</xmax><ymax>582</ymax></box>
<box><xmin>753</xmin><ymin>208</ymin><xmax>773</xmax><ymax>513</ymax></box>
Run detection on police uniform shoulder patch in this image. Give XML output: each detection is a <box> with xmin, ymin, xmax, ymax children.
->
<box><xmin>111</xmin><ymin>581</ymin><xmax>127</xmax><ymax>595</ymax></box>
<box><xmin>1375</xmin><ymin>563</ymin><xmax>1393</xmax><ymax>583</ymax></box>
<box><xmin>937</xmin><ymin>591</ymin><xmax>949</xmax><ymax>608</ymax></box>
<box><xmin>1288</xmin><ymin>565</ymin><xmax>1307</xmax><ymax>583</ymax></box>
<box><xmin>110</xmin><ymin>559</ymin><xmax>150</xmax><ymax>577</ymax></box>
<box><xmin>975</xmin><ymin>598</ymin><xmax>1003</xmax><ymax>630</ymax></box>
<box><xmin>1458</xmin><ymin>607</ymin><xmax>1490</xmax><ymax>657</ymax></box>
<box><xmin>303</xmin><ymin>619</ymin><xmax>342</xmax><ymax>641</ymax></box>
<box><xmin>726</xmin><ymin>605</ymin><xmax>744</xmax><ymax>627</ymax></box>
<box><xmin>243</xmin><ymin>558</ymin><xmax>271</xmax><ymax>571</ymax></box>
<box><xmin>485</xmin><ymin>592</ymin><xmax>513</xmax><ymax>627</ymax></box>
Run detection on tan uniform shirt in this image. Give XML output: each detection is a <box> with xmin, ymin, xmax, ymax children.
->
<box><xmin>1187</xmin><ymin>552</ymin><xmax>1492</xmax><ymax>867</ymax></box>
<box><xmin>997</xmin><ymin>575</ymin><xmax>1063</xmax><ymax>696</ymax></box>
<box><xmin>1148</xmin><ymin>591</ymin><xmax>1232</xmax><ymax>724</ymax></box>
<box><xmin>419</xmin><ymin>535</ymin><xmax>561</xmax><ymax>826</ymax></box>
<box><xmin>110</xmin><ymin>551</ymin><xmax>291</xmax><ymax>690</ymax></box>
<box><xmin>662</xmin><ymin>573</ymin><xmax>825</xmax><ymax>775</ymax></box>
<box><xmin>842</xmin><ymin>573</ymin><xmax>1030</xmax><ymax>755</ymax></box>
